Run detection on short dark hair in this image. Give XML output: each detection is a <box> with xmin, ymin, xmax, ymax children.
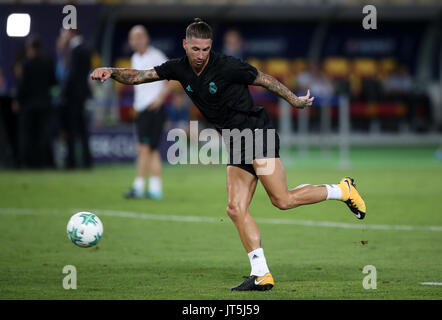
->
<box><xmin>186</xmin><ymin>18</ymin><xmax>213</xmax><ymax>40</ymax></box>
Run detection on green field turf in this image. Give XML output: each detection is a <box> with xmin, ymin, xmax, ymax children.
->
<box><xmin>0</xmin><ymin>146</ymin><xmax>441</xmax><ymax>300</ymax></box>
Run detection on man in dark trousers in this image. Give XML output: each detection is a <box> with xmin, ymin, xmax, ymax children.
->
<box><xmin>60</xmin><ymin>29</ymin><xmax>92</xmax><ymax>169</ymax></box>
<box><xmin>16</xmin><ymin>36</ymin><xmax>56</xmax><ymax>169</ymax></box>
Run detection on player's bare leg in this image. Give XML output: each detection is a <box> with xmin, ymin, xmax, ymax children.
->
<box><xmin>126</xmin><ymin>144</ymin><xmax>163</xmax><ymax>199</ymax></box>
<box><xmin>149</xmin><ymin>150</ymin><xmax>162</xmax><ymax>177</ymax></box>
<box><xmin>125</xmin><ymin>144</ymin><xmax>151</xmax><ymax>198</ymax></box>
<box><xmin>254</xmin><ymin>158</ymin><xmax>326</xmax><ymax>209</ymax></box>
<box><xmin>226</xmin><ymin>166</ymin><xmax>274</xmax><ymax>291</ymax></box>
<box><xmin>137</xmin><ymin>143</ymin><xmax>151</xmax><ymax>179</ymax></box>
<box><xmin>226</xmin><ymin>165</ymin><xmax>259</xmax><ymax>253</ymax></box>
<box><xmin>145</xmin><ymin>149</ymin><xmax>163</xmax><ymax>199</ymax></box>
<box><xmin>254</xmin><ymin>158</ymin><xmax>366</xmax><ymax>218</ymax></box>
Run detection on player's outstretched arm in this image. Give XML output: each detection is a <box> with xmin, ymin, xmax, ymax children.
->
<box><xmin>253</xmin><ymin>71</ymin><xmax>314</xmax><ymax>109</ymax></box>
<box><xmin>90</xmin><ymin>67</ymin><xmax>160</xmax><ymax>85</ymax></box>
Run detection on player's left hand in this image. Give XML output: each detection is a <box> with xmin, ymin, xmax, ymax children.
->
<box><xmin>295</xmin><ymin>89</ymin><xmax>314</xmax><ymax>109</ymax></box>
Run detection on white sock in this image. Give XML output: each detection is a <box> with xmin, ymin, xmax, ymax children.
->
<box><xmin>148</xmin><ymin>176</ymin><xmax>162</xmax><ymax>194</ymax></box>
<box><xmin>248</xmin><ymin>248</ymin><xmax>270</xmax><ymax>276</ymax></box>
<box><xmin>133</xmin><ymin>177</ymin><xmax>146</xmax><ymax>193</ymax></box>
<box><xmin>325</xmin><ymin>184</ymin><xmax>342</xmax><ymax>200</ymax></box>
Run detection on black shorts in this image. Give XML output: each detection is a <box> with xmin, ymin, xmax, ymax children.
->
<box><xmin>225</xmin><ymin>108</ymin><xmax>280</xmax><ymax>177</ymax></box>
<box><xmin>135</xmin><ymin>107</ymin><xmax>166</xmax><ymax>150</ymax></box>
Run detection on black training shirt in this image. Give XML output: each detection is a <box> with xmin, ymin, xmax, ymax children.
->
<box><xmin>154</xmin><ymin>51</ymin><xmax>262</xmax><ymax>131</ymax></box>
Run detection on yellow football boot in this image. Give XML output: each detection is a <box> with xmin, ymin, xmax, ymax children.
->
<box><xmin>338</xmin><ymin>177</ymin><xmax>366</xmax><ymax>219</ymax></box>
<box><xmin>230</xmin><ymin>273</ymin><xmax>274</xmax><ymax>291</ymax></box>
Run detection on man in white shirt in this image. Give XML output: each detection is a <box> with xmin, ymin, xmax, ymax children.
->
<box><xmin>125</xmin><ymin>25</ymin><xmax>170</xmax><ymax>199</ymax></box>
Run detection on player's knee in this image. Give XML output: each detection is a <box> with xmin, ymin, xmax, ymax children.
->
<box><xmin>226</xmin><ymin>202</ymin><xmax>246</xmax><ymax>221</ymax></box>
<box><xmin>270</xmin><ymin>196</ymin><xmax>293</xmax><ymax>210</ymax></box>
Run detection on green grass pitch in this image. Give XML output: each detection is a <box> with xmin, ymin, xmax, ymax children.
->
<box><xmin>0</xmin><ymin>147</ymin><xmax>441</xmax><ymax>299</ymax></box>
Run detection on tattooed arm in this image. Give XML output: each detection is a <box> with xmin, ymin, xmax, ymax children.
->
<box><xmin>90</xmin><ymin>67</ymin><xmax>160</xmax><ymax>85</ymax></box>
<box><xmin>253</xmin><ymin>71</ymin><xmax>314</xmax><ymax>109</ymax></box>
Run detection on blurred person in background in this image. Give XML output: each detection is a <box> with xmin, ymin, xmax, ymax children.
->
<box><xmin>296</xmin><ymin>62</ymin><xmax>334</xmax><ymax>99</ymax></box>
<box><xmin>383</xmin><ymin>64</ymin><xmax>432</xmax><ymax>131</ymax></box>
<box><xmin>0</xmin><ymin>67</ymin><xmax>6</xmax><ymax>96</ymax></box>
<box><xmin>124</xmin><ymin>25</ymin><xmax>170</xmax><ymax>200</ymax></box>
<box><xmin>295</xmin><ymin>62</ymin><xmax>334</xmax><ymax>128</ymax></box>
<box><xmin>5</xmin><ymin>46</ymin><xmax>27</xmax><ymax>168</ymax></box>
<box><xmin>60</xmin><ymin>29</ymin><xmax>93</xmax><ymax>169</ymax></box>
<box><xmin>15</xmin><ymin>36</ymin><xmax>56</xmax><ymax>169</ymax></box>
<box><xmin>51</xmin><ymin>29</ymin><xmax>71</xmax><ymax>168</ymax></box>
<box><xmin>382</xmin><ymin>64</ymin><xmax>413</xmax><ymax>96</ymax></box>
<box><xmin>12</xmin><ymin>45</ymin><xmax>26</xmax><ymax>85</ymax></box>
<box><xmin>55</xmin><ymin>29</ymin><xmax>71</xmax><ymax>93</ymax></box>
<box><xmin>164</xmin><ymin>84</ymin><xmax>191</xmax><ymax>134</ymax></box>
<box><xmin>0</xmin><ymin>66</ymin><xmax>14</xmax><ymax>168</ymax></box>
<box><xmin>222</xmin><ymin>29</ymin><xmax>245</xmax><ymax>60</ymax></box>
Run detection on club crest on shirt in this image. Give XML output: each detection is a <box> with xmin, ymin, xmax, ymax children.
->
<box><xmin>209</xmin><ymin>82</ymin><xmax>217</xmax><ymax>94</ymax></box>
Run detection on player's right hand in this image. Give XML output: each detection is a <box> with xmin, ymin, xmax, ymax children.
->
<box><xmin>90</xmin><ymin>68</ymin><xmax>112</xmax><ymax>83</ymax></box>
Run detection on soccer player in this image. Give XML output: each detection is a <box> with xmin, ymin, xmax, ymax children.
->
<box><xmin>125</xmin><ymin>25</ymin><xmax>170</xmax><ymax>199</ymax></box>
<box><xmin>90</xmin><ymin>18</ymin><xmax>366</xmax><ymax>291</ymax></box>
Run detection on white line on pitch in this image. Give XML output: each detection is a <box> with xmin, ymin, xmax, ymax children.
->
<box><xmin>1</xmin><ymin>207</ymin><xmax>441</xmax><ymax>232</ymax></box>
<box><xmin>420</xmin><ymin>282</ymin><xmax>442</xmax><ymax>286</ymax></box>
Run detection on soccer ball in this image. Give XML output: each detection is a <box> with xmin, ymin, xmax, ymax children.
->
<box><xmin>67</xmin><ymin>212</ymin><xmax>103</xmax><ymax>248</ymax></box>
